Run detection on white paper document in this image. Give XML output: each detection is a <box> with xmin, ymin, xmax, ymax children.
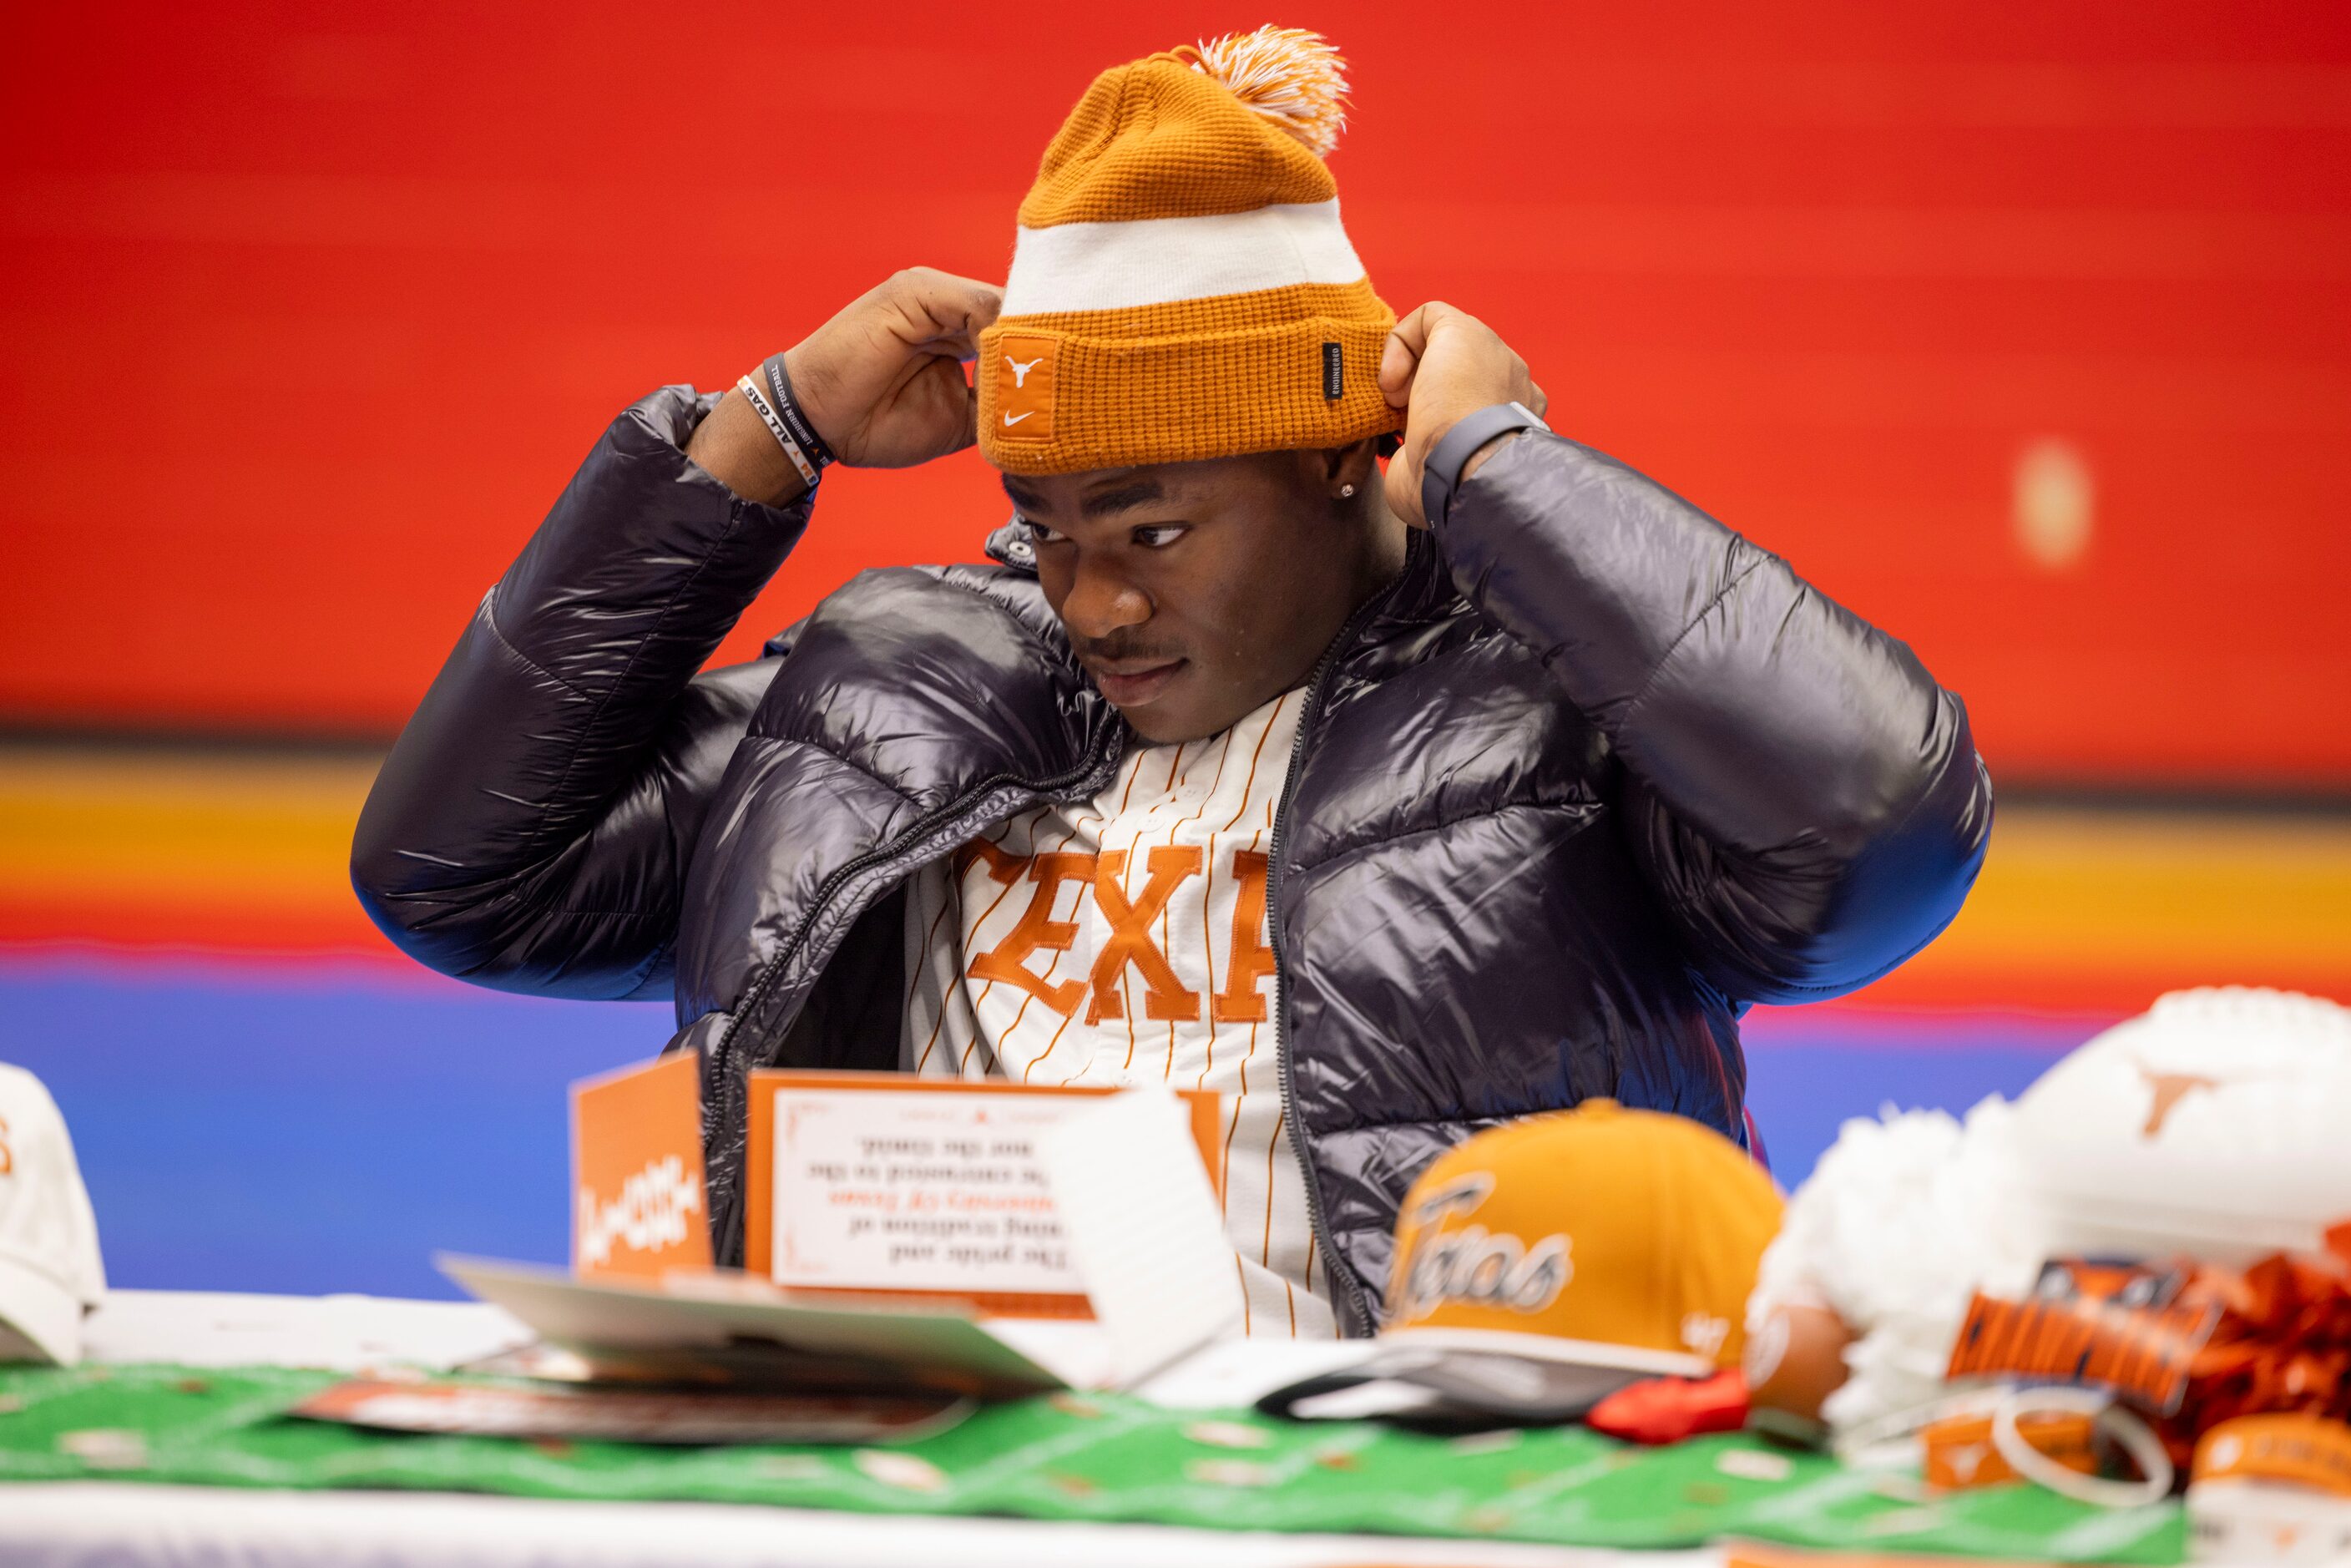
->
<box><xmin>1037</xmin><ymin>1089</ymin><xmax>1245</xmax><ymax>1385</ymax></box>
<box><xmin>770</xmin><ymin>1086</ymin><xmax>1081</xmax><ymax>1295</ymax></box>
<box><xmin>437</xmin><ymin>1255</ymin><xmax>1098</xmax><ymax>1391</ymax></box>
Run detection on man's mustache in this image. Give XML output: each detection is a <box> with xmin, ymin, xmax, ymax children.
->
<box><xmin>1074</xmin><ymin>639</ymin><xmax>1187</xmax><ymax>665</ymax></box>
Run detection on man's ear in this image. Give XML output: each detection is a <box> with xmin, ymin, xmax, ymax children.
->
<box><xmin>1318</xmin><ymin>438</ymin><xmax>1383</xmax><ymax>498</ymax></box>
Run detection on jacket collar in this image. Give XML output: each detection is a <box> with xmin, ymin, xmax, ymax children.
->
<box><xmin>983</xmin><ymin>518</ymin><xmax>1037</xmax><ymax>574</ymax></box>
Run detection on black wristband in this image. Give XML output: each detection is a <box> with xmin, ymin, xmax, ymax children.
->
<box><xmin>761</xmin><ymin>352</ymin><xmax>837</xmax><ymax>470</ymax></box>
<box><xmin>1419</xmin><ymin>400</ymin><xmax>1550</xmax><ymax>530</ymax></box>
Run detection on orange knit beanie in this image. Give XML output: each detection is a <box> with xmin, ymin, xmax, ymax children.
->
<box><xmin>977</xmin><ymin>28</ymin><xmax>1403</xmax><ymax>476</ymax></box>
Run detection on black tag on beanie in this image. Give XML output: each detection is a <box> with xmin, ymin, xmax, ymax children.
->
<box><xmin>1322</xmin><ymin>342</ymin><xmax>1342</xmax><ymax>400</ymax></box>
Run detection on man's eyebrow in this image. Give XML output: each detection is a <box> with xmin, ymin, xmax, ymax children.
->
<box><xmin>997</xmin><ymin>474</ymin><xmax>1169</xmax><ymax>519</ymax></box>
<box><xmin>1078</xmin><ymin>478</ymin><xmax>1165</xmax><ymax>518</ymax></box>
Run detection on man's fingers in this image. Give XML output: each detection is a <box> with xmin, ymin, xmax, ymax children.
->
<box><xmin>1379</xmin><ymin>302</ymin><xmax>1438</xmax><ymax>403</ymax></box>
<box><xmin>889</xmin><ymin>269</ymin><xmax>1004</xmax><ymax>357</ymax></box>
<box><xmin>933</xmin><ymin>271</ymin><xmax>1002</xmax><ymax>315</ymax></box>
<box><xmin>952</xmin><ymin>367</ymin><xmax>980</xmax><ymax>453</ymax></box>
<box><xmin>1394</xmin><ymin>301</ymin><xmax>1448</xmax><ymax>352</ymax></box>
<box><xmin>949</xmin><ymin>359</ymin><xmax>978</xmax><ymax>451</ymax></box>
<box><xmin>1378</xmin><ymin>335</ymin><xmax>1418</xmax><ymax>407</ymax></box>
<box><xmin>1383</xmin><ymin>448</ymin><xmax>1428</xmax><ymax>529</ymax></box>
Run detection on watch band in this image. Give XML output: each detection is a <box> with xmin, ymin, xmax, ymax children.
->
<box><xmin>1419</xmin><ymin>400</ymin><xmax>1551</xmax><ymax>529</ymax></box>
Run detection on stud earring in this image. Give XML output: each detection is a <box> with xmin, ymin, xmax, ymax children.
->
<box><xmin>1340</xmin><ymin>483</ymin><xmax>1356</xmax><ymax>498</ymax></box>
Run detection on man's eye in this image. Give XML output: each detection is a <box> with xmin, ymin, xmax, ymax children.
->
<box><xmin>1132</xmin><ymin>524</ymin><xmax>1188</xmax><ymax>549</ymax></box>
<box><xmin>1021</xmin><ymin>517</ymin><xmax>1065</xmax><ymax>545</ymax></box>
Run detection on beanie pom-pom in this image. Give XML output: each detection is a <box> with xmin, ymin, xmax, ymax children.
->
<box><xmin>1175</xmin><ymin>26</ymin><xmax>1349</xmax><ymax>159</ymax></box>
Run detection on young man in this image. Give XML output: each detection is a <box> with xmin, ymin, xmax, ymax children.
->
<box><xmin>353</xmin><ymin>31</ymin><xmax>1990</xmax><ymax>1337</ymax></box>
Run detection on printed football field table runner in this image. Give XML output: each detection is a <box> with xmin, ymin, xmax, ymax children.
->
<box><xmin>0</xmin><ymin>1364</ymin><xmax>2183</xmax><ymax>1563</ymax></box>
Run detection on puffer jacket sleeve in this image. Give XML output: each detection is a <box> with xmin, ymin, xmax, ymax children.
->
<box><xmin>350</xmin><ymin>386</ymin><xmax>811</xmax><ymax>1000</ymax></box>
<box><xmin>1434</xmin><ymin>430</ymin><xmax>1993</xmax><ymax>1004</ymax></box>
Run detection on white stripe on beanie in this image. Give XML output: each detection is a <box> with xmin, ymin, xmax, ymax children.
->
<box><xmin>1001</xmin><ymin>198</ymin><xmax>1366</xmax><ymax>316</ymax></box>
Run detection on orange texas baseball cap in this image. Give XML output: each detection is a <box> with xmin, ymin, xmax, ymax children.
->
<box><xmin>1261</xmin><ymin>1100</ymin><xmax>1784</xmax><ymax>1428</ymax></box>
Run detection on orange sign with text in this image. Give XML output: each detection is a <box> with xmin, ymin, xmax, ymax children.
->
<box><xmin>570</xmin><ymin>1053</ymin><xmax>711</xmax><ymax>1282</ymax></box>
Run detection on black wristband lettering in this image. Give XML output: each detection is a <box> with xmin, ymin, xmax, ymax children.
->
<box><xmin>762</xmin><ymin>353</ymin><xmax>837</xmax><ymax>470</ymax></box>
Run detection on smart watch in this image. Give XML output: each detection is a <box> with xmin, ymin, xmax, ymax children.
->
<box><xmin>1419</xmin><ymin>400</ymin><xmax>1551</xmax><ymax>529</ymax></box>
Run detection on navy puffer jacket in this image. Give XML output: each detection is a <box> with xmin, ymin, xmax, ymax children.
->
<box><xmin>352</xmin><ymin>387</ymin><xmax>1991</xmax><ymax>1333</ymax></box>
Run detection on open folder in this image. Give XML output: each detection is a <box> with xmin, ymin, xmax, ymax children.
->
<box><xmin>444</xmin><ymin>1088</ymin><xmax>1242</xmax><ymax>1394</ymax></box>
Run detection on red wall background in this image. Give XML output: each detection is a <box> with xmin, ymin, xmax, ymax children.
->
<box><xmin>4</xmin><ymin>0</ymin><xmax>2347</xmax><ymax>785</ymax></box>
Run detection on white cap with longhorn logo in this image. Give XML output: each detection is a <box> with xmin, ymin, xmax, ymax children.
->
<box><xmin>0</xmin><ymin>1063</ymin><xmax>106</xmax><ymax>1365</ymax></box>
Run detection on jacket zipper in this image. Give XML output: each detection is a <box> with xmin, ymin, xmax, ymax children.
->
<box><xmin>1272</xmin><ymin>544</ymin><xmax>1419</xmax><ymax>1338</ymax></box>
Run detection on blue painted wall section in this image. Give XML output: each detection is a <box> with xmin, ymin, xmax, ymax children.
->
<box><xmin>0</xmin><ymin>956</ymin><xmax>2107</xmax><ymax>1299</ymax></box>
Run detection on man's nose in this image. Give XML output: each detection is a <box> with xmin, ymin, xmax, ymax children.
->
<box><xmin>1059</xmin><ymin>554</ymin><xmax>1152</xmax><ymax>642</ymax></box>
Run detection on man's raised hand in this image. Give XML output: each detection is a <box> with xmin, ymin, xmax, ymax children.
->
<box><xmin>1378</xmin><ymin>302</ymin><xmax>1548</xmax><ymax>528</ymax></box>
<box><xmin>786</xmin><ymin>268</ymin><xmax>1003</xmax><ymax>469</ymax></box>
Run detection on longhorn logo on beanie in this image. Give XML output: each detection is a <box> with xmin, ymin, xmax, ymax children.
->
<box><xmin>977</xmin><ymin>27</ymin><xmax>1403</xmax><ymax>476</ymax></box>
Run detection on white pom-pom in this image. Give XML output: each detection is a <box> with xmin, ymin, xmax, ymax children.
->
<box><xmin>1749</xmin><ymin>1099</ymin><xmax>2049</xmax><ymax>1438</ymax></box>
<box><xmin>1178</xmin><ymin>26</ymin><xmax>1349</xmax><ymax>159</ymax></box>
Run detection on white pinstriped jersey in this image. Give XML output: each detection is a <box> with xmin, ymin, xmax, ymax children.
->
<box><xmin>898</xmin><ymin>689</ymin><xmax>1337</xmax><ymax>1338</ymax></box>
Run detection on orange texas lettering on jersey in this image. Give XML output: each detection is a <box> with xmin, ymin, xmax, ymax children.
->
<box><xmin>955</xmin><ymin>838</ymin><xmax>1279</xmax><ymax>1026</ymax></box>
